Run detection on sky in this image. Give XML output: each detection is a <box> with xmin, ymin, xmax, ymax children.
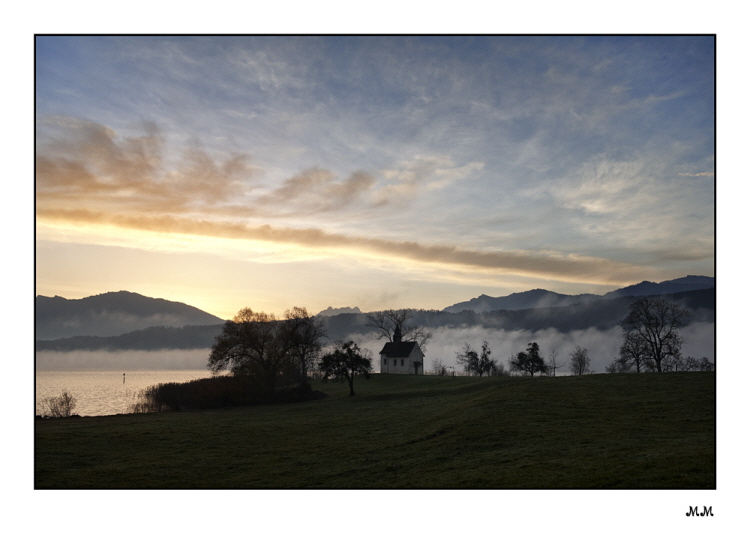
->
<box><xmin>35</xmin><ymin>35</ymin><xmax>715</xmax><ymax>319</ymax></box>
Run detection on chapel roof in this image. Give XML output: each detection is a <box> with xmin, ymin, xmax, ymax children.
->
<box><xmin>379</xmin><ymin>340</ymin><xmax>420</xmax><ymax>358</ymax></box>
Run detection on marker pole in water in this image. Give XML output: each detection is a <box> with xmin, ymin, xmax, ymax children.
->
<box><xmin>123</xmin><ymin>373</ymin><xmax>125</xmax><ymax>384</ymax></box>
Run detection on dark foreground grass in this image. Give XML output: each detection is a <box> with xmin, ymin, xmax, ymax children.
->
<box><xmin>35</xmin><ymin>372</ymin><xmax>715</xmax><ymax>489</ymax></box>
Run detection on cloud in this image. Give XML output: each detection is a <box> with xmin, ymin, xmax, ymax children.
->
<box><xmin>376</xmin><ymin>156</ymin><xmax>484</xmax><ymax>205</ymax></box>
<box><xmin>35</xmin><ymin>37</ymin><xmax>714</xmax><ymax>304</ymax></box>
<box><xmin>37</xmin><ymin>117</ymin><xmax>481</xmax><ymax>220</ymax></box>
<box><xmin>36</xmin><ymin>206</ymin><xmax>649</xmax><ymax>286</ymax></box>
<box><xmin>255</xmin><ymin>168</ymin><xmax>376</xmax><ymax>214</ymax></box>
<box><xmin>36</xmin><ymin>117</ymin><xmax>258</xmax><ymax>214</ymax></box>
<box><xmin>534</xmin><ymin>150</ymin><xmax>714</xmax><ymax>260</ymax></box>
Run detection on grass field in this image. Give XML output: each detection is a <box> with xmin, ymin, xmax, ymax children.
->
<box><xmin>35</xmin><ymin>372</ymin><xmax>715</xmax><ymax>489</ymax></box>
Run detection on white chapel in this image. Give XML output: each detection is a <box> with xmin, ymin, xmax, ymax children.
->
<box><xmin>379</xmin><ymin>326</ymin><xmax>424</xmax><ymax>374</ymax></box>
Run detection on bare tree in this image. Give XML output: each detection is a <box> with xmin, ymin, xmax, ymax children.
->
<box><xmin>619</xmin><ymin>297</ymin><xmax>689</xmax><ymax>373</ymax></box>
<box><xmin>569</xmin><ymin>346</ymin><xmax>591</xmax><ymax>376</ymax></box>
<box><xmin>618</xmin><ymin>331</ymin><xmax>655</xmax><ymax>373</ymax></box>
<box><xmin>455</xmin><ymin>343</ymin><xmax>478</xmax><ymax>375</ymax></box>
<box><xmin>547</xmin><ymin>348</ymin><xmax>566</xmax><ymax>377</ymax></box>
<box><xmin>366</xmin><ymin>309</ymin><xmax>433</xmax><ymax>351</ymax></box>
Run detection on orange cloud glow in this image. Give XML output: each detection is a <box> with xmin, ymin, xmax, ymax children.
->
<box><xmin>36</xmin><ymin>206</ymin><xmax>649</xmax><ymax>286</ymax></box>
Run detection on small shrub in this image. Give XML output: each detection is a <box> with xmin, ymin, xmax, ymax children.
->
<box><xmin>40</xmin><ymin>390</ymin><xmax>78</xmax><ymax>418</ymax></box>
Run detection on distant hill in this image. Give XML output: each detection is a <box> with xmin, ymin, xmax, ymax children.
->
<box><xmin>35</xmin><ymin>324</ymin><xmax>225</xmax><ymax>351</ymax></box>
<box><xmin>442</xmin><ymin>289</ymin><xmax>600</xmax><ymax>314</ymax></box>
<box><xmin>317</xmin><ymin>306</ymin><xmax>362</xmax><ymax>317</ymax></box>
<box><xmin>35</xmin><ymin>280</ymin><xmax>715</xmax><ymax>352</ymax></box>
<box><xmin>601</xmin><ymin>276</ymin><xmax>715</xmax><ymax>299</ymax></box>
<box><xmin>38</xmin><ymin>288</ymin><xmax>715</xmax><ymax>352</ymax></box>
<box><xmin>443</xmin><ymin>276</ymin><xmax>714</xmax><ymax>313</ymax></box>
<box><xmin>35</xmin><ymin>291</ymin><xmax>225</xmax><ymax>340</ymax></box>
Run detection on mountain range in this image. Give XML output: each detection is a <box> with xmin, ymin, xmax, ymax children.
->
<box><xmin>442</xmin><ymin>276</ymin><xmax>715</xmax><ymax>313</ymax></box>
<box><xmin>317</xmin><ymin>306</ymin><xmax>362</xmax><ymax>316</ymax></box>
<box><xmin>35</xmin><ymin>276</ymin><xmax>714</xmax><ymax>351</ymax></box>
<box><xmin>36</xmin><ymin>287</ymin><xmax>715</xmax><ymax>352</ymax></box>
<box><xmin>35</xmin><ymin>291</ymin><xmax>225</xmax><ymax>340</ymax></box>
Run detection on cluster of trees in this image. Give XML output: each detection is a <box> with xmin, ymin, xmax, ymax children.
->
<box><xmin>606</xmin><ymin>353</ymin><xmax>713</xmax><ymax>373</ymax></box>
<box><xmin>448</xmin><ymin>341</ymin><xmax>589</xmax><ymax>378</ymax></box>
<box><xmin>507</xmin><ymin>343</ymin><xmax>592</xmax><ymax>376</ymax></box>
<box><xmin>209</xmin><ymin>306</ymin><xmax>376</xmax><ymax>399</ymax></box>
<box><xmin>607</xmin><ymin>297</ymin><xmax>713</xmax><ymax>373</ymax></box>
<box><xmin>208</xmin><ymin>306</ymin><xmax>327</xmax><ymax>395</ymax></box>
<box><xmin>445</xmin><ymin>297</ymin><xmax>713</xmax><ymax>377</ymax></box>
<box><xmin>455</xmin><ymin>341</ymin><xmax>506</xmax><ymax>376</ymax></box>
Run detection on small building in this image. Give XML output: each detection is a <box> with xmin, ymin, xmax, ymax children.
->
<box><xmin>379</xmin><ymin>326</ymin><xmax>424</xmax><ymax>374</ymax></box>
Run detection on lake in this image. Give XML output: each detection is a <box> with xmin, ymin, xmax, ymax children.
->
<box><xmin>36</xmin><ymin>369</ymin><xmax>215</xmax><ymax>417</ymax></box>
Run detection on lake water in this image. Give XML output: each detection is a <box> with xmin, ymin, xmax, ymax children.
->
<box><xmin>36</xmin><ymin>370</ymin><xmax>215</xmax><ymax>417</ymax></box>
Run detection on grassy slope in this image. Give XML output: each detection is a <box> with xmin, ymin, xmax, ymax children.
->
<box><xmin>35</xmin><ymin>373</ymin><xmax>715</xmax><ymax>489</ymax></box>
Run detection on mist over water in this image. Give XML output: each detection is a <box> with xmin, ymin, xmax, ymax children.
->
<box><xmin>36</xmin><ymin>348</ymin><xmax>211</xmax><ymax>370</ymax></box>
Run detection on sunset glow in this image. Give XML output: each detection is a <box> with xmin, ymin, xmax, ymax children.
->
<box><xmin>36</xmin><ymin>36</ymin><xmax>715</xmax><ymax>318</ymax></box>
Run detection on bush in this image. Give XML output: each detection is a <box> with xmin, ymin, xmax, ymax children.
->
<box><xmin>40</xmin><ymin>390</ymin><xmax>78</xmax><ymax>418</ymax></box>
<box><xmin>130</xmin><ymin>375</ymin><xmax>325</xmax><ymax>413</ymax></box>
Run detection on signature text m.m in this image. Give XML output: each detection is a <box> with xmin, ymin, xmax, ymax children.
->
<box><xmin>686</xmin><ymin>506</ymin><xmax>713</xmax><ymax>517</ymax></box>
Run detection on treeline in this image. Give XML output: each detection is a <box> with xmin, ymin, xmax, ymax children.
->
<box><xmin>436</xmin><ymin>296</ymin><xmax>715</xmax><ymax>377</ymax></box>
<box><xmin>131</xmin><ymin>306</ymin><xmax>381</xmax><ymax>411</ymax></box>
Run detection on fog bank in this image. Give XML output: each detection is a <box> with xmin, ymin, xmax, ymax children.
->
<box><xmin>35</xmin><ymin>322</ymin><xmax>714</xmax><ymax>373</ymax></box>
<box><xmin>36</xmin><ymin>348</ymin><xmax>211</xmax><ymax>370</ymax></box>
<box><xmin>347</xmin><ymin>322</ymin><xmax>715</xmax><ymax>374</ymax></box>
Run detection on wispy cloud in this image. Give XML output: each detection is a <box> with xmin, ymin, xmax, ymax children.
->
<box><xmin>35</xmin><ymin>36</ymin><xmax>714</xmax><ymax>311</ymax></box>
<box><xmin>36</xmin><ymin>117</ymin><xmax>482</xmax><ymax>220</ymax></box>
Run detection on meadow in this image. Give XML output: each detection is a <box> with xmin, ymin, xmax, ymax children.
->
<box><xmin>35</xmin><ymin>372</ymin><xmax>715</xmax><ymax>489</ymax></box>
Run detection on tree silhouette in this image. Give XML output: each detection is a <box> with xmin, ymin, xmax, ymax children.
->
<box><xmin>510</xmin><ymin>342</ymin><xmax>548</xmax><ymax>376</ymax></box>
<box><xmin>619</xmin><ymin>298</ymin><xmax>689</xmax><ymax>373</ymax></box>
<box><xmin>569</xmin><ymin>346</ymin><xmax>591</xmax><ymax>376</ymax></box>
<box><xmin>456</xmin><ymin>341</ymin><xmax>496</xmax><ymax>376</ymax></box>
<box><xmin>319</xmin><ymin>340</ymin><xmax>373</xmax><ymax>396</ymax></box>
<box><xmin>208</xmin><ymin>307</ymin><xmax>325</xmax><ymax>394</ymax></box>
<box><xmin>365</xmin><ymin>309</ymin><xmax>433</xmax><ymax>351</ymax></box>
<box><xmin>284</xmin><ymin>306</ymin><xmax>327</xmax><ymax>382</ymax></box>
